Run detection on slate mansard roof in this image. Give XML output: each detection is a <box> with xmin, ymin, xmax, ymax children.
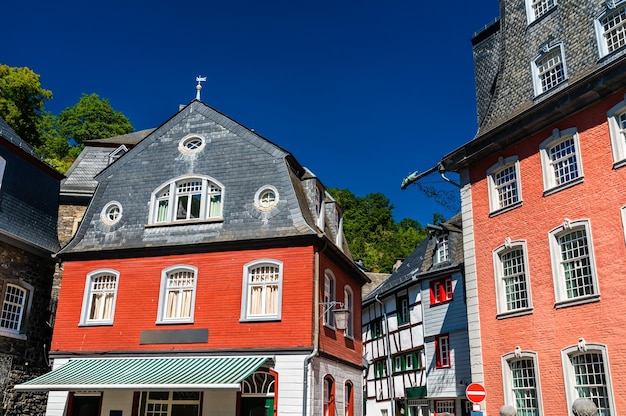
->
<box><xmin>0</xmin><ymin>117</ymin><xmax>62</xmax><ymax>254</ymax></box>
<box><xmin>363</xmin><ymin>213</ymin><xmax>463</xmax><ymax>304</ymax></box>
<box><xmin>61</xmin><ymin>129</ymin><xmax>154</xmax><ymax>198</ymax></box>
<box><xmin>59</xmin><ymin>100</ymin><xmax>346</xmax><ymax>258</ymax></box>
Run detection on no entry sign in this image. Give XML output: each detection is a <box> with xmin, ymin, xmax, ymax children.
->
<box><xmin>466</xmin><ymin>383</ymin><xmax>486</xmax><ymax>403</ymax></box>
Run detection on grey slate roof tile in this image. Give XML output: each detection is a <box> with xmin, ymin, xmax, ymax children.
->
<box><xmin>60</xmin><ymin>100</ymin><xmax>325</xmax><ymax>255</ymax></box>
<box><xmin>0</xmin><ymin>117</ymin><xmax>61</xmax><ymax>253</ymax></box>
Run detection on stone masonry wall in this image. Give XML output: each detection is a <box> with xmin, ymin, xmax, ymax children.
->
<box><xmin>0</xmin><ymin>241</ymin><xmax>55</xmax><ymax>415</ymax></box>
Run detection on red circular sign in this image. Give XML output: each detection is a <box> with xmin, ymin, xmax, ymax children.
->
<box><xmin>466</xmin><ymin>383</ymin><xmax>486</xmax><ymax>403</ymax></box>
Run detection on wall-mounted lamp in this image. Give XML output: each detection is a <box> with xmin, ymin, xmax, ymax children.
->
<box><xmin>320</xmin><ymin>301</ymin><xmax>350</xmax><ymax>331</ymax></box>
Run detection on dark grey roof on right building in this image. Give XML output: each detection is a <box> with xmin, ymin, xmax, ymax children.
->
<box><xmin>363</xmin><ymin>213</ymin><xmax>463</xmax><ymax>305</ymax></box>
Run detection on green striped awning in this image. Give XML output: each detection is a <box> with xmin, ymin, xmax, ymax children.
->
<box><xmin>15</xmin><ymin>356</ymin><xmax>270</xmax><ymax>391</ymax></box>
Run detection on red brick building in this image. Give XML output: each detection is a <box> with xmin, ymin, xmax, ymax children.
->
<box><xmin>405</xmin><ymin>1</ymin><xmax>626</xmax><ymax>415</ymax></box>
<box><xmin>17</xmin><ymin>100</ymin><xmax>368</xmax><ymax>416</ymax></box>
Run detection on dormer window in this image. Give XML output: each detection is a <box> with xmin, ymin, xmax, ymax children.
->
<box><xmin>595</xmin><ymin>1</ymin><xmax>626</xmax><ymax>58</ymax></box>
<box><xmin>108</xmin><ymin>145</ymin><xmax>128</xmax><ymax>165</ymax></box>
<box><xmin>315</xmin><ymin>184</ymin><xmax>325</xmax><ymax>229</ymax></box>
<box><xmin>149</xmin><ymin>176</ymin><xmax>223</xmax><ymax>224</ymax></box>
<box><xmin>435</xmin><ymin>234</ymin><xmax>450</xmax><ymax>264</ymax></box>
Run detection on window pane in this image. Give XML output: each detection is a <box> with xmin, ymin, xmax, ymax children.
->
<box><xmin>559</xmin><ymin>230</ymin><xmax>594</xmax><ymax>299</ymax></box>
<box><xmin>537</xmin><ymin>48</ymin><xmax>565</xmax><ymax>92</ymax></box>
<box><xmin>248</xmin><ymin>265</ymin><xmax>280</xmax><ymax>317</ymax></box>
<box><xmin>1</xmin><ymin>285</ymin><xmax>26</xmax><ymax>331</ymax></box>
<box><xmin>510</xmin><ymin>359</ymin><xmax>539</xmax><ymax>416</ymax></box>
<box><xmin>532</xmin><ymin>0</ymin><xmax>557</xmax><ymax>19</ymax></box>
<box><xmin>501</xmin><ymin>249</ymin><xmax>529</xmax><ymax>311</ymax></box>
<box><xmin>602</xmin><ymin>4</ymin><xmax>626</xmax><ymax>54</ymax></box>
<box><xmin>495</xmin><ymin>165</ymin><xmax>519</xmax><ymax>208</ymax></box>
<box><xmin>571</xmin><ymin>353</ymin><xmax>611</xmax><ymax>416</ymax></box>
<box><xmin>549</xmin><ymin>137</ymin><xmax>578</xmax><ymax>185</ymax></box>
<box><xmin>165</xmin><ymin>270</ymin><xmax>196</xmax><ymax>319</ymax></box>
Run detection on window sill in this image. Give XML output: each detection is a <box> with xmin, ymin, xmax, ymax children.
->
<box><xmin>613</xmin><ymin>159</ymin><xmax>626</xmax><ymax>170</ymax></box>
<box><xmin>489</xmin><ymin>200</ymin><xmax>523</xmax><ymax>217</ymax></box>
<box><xmin>534</xmin><ymin>80</ymin><xmax>569</xmax><ymax>103</ymax></box>
<box><xmin>79</xmin><ymin>322</ymin><xmax>114</xmax><ymax>327</ymax></box>
<box><xmin>0</xmin><ymin>329</ymin><xmax>27</xmax><ymax>340</ymax></box>
<box><xmin>156</xmin><ymin>320</ymin><xmax>194</xmax><ymax>325</ymax></box>
<box><xmin>555</xmin><ymin>294</ymin><xmax>600</xmax><ymax>309</ymax></box>
<box><xmin>496</xmin><ymin>307</ymin><xmax>533</xmax><ymax>319</ymax></box>
<box><xmin>240</xmin><ymin>316</ymin><xmax>281</xmax><ymax>323</ymax></box>
<box><xmin>543</xmin><ymin>176</ymin><xmax>584</xmax><ymax>197</ymax></box>
<box><xmin>146</xmin><ymin>218</ymin><xmax>224</xmax><ymax>228</ymax></box>
<box><xmin>430</xmin><ymin>299</ymin><xmax>453</xmax><ymax>307</ymax></box>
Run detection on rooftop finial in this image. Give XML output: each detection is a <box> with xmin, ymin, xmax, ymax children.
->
<box><xmin>195</xmin><ymin>75</ymin><xmax>207</xmax><ymax>101</ymax></box>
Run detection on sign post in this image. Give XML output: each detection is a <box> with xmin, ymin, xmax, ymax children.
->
<box><xmin>466</xmin><ymin>383</ymin><xmax>486</xmax><ymax>404</ymax></box>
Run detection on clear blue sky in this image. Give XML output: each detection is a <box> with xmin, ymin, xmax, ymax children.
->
<box><xmin>5</xmin><ymin>0</ymin><xmax>499</xmax><ymax>226</ymax></box>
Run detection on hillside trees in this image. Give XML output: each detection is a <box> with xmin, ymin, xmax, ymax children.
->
<box><xmin>0</xmin><ymin>65</ymin><xmax>133</xmax><ymax>172</ymax></box>
<box><xmin>0</xmin><ymin>65</ymin><xmax>52</xmax><ymax>147</ymax></box>
<box><xmin>328</xmin><ymin>188</ymin><xmax>431</xmax><ymax>273</ymax></box>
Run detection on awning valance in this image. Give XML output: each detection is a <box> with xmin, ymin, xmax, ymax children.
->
<box><xmin>15</xmin><ymin>356</ymin><xmax>271</xmax><ymax>391</ymax></box>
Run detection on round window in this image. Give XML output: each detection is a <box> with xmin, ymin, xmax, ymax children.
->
<box><xmin>255</xmin><ymin>186</ymin><xmax>279</xmax><ymax>211</ymax></box>
<box><xmin>178</xmin><ymin>134</ymin><xmax>206</xmax><ymax>154</ymax></box>
<box><xmin>101</xmin><ymin>202</ymin><xmax>122</xmax><ymax>225</ymax></box>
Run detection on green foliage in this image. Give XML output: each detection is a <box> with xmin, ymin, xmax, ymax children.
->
<box><xmin>328</xmin><ymin>188</ymin><xmax>429</xmax><ymax>273</ymax></box>
<box><xmin>0</xmin><ymin>65</ymin><xmax>52</xmax><ymax>147</ymax></box>
<box><xmin>58</xmin><ymin>93</ymin><xmax>133</xmax><ymax>146</ymax></box>
<box><xmin>0</xmin><ymin>66</ymin><xmax>135</xmax><ymax>174</ymax></box>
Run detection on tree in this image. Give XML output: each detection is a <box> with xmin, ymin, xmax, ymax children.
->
<box><xmin>328</xmin><ymin>188</ymin><xmax>429</xmax><ymax>273</ymax></box>
<box><xmin>0</xmin><ymin>64</ymin><xmax>52</xmax><ymax>147</ymax></box>
<box><xmin>58</xmin><ymin>93</ymin><xmax>133</xmax><ymax>146</ymax></box>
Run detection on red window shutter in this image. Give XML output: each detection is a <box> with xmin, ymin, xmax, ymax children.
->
<box><xmin>435</xmin><ymin>337</ymin><xmax>441</xmax><ymax>367</ymax></box>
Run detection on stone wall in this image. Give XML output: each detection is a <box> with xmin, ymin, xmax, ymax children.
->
<box><xmin>0</xmin><ymin>241</ymin><xmax>55</xmax><ymax>415</ymax></box>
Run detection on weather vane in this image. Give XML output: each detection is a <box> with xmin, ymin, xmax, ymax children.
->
<box><xmin>195</xmin><ymin>75</ymin><xmax>207</xmax><ymax>101</ymax></box>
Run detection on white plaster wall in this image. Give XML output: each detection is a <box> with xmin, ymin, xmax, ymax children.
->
<box><xmin>273</xmin><ymin>353</ymin><xmax>307</xmax><ymax>416</ymax></box>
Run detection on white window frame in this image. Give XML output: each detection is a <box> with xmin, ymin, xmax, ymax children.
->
<box><xmin>607</xmin><ymin>94</ymin><xmax>626</xmax><ymax>166</ymax></box>
<box><xmin>525</xmin><ymin>0</ymin><xmax>557</xmax><ymax>24</ymax></box>
<box><xmin>436</xmin><ymin>334</ymin><xmax>451</xmax><ymax>368</ymax></box>
<box><xmin>594</xmin><ymin>1</ymin><xmax>626</xmax><ymax>59</ymax></box>
<box><xmin>315</xmin><ymin>184</ymin><xmax>326</xmax><ymax>230</ymax></box>
<box><xmin>539</xmin><ymin>128</ymin><xmax>583</xmax><ymax>194</ymax></box>
<box><xmin>493</xmin><ymin>240</ymin><xmax>533</xmax><ymax>317</ymax></box>
<box><xmin>621</xmin><ymin>205</ymin><xmax>626</xmax><ymax>245</ymax></box>
<box><xmin>335</xmin><ymin>207</ymin><xmax>344</xmax><ymax>248</ymax></box>
<box><xmin>549</xmin><ymin>219</ymin><xmax>599</xmax><ymax>308</ymax></box>
<box><xmin>435</xmin><ymin>400</ymin><xmax>456</xmax><ymax>415</ymax></box>
<box><xmin>343</xmin><ymin>285</ymin><xmax>354</xmax><ymax>338</ymax></box>
<box><xmin>80</xmin><ymin>269</ymin><xmax>119</xmax><ymax>326</ymax></box>
<box><xmin>0</xmin><ymin>281</ymin><xmax>33</xmax><ymax>339</ymax></box>
<box><xmin>435</xmin><ymin>234</ymin><xmax>450</xmax><ymax>264</ymax></box>
<box><xmin>532</xmin><ymin>44</ymin><xmax>567</xmax><ymax>96</ymax></box>
<box><xmin>487</xmin><ymin>156</ymin><xmax>522</xmax><ymax>214</ymax></box>
<box><xmin>240</xmin><ymin>259</ymin><xmax>282</xmax><ymax>321</ymax></box>
<box><xmin>156</xmin><ymin>265</ymin><xmax>198</xmax><ymax>324</ymax></box>
<box><xmin>561</xmin><ymin>342</ymin><xmax>615</xmax><ymax>416</ymax></box>
<box><xmin>323</xmin><ymin>270</ymin><xmax>336</xmax><ymax>328</ymax></box>
<box><xmin>149</xmin><ymin>175</ymin><xmax>224</xmax><ymax>224</ymax></box>
<box><xmin>0</xmin><ymin>156</ymin><xmax>5</xmax><ymax>192</ymax></box>
<box><xmin>501</xmin><ymin>350</ymin><xmax>544</xmax><ymax>416</ymax></box>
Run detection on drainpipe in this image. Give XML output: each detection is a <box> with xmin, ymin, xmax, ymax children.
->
<box><xmin>375</xmin><ymin>294</ymin><xmax>396</xmax><ymax>415</ymax></box>
<box><xmin>302</xmin><ymin>238</ymin><xmax>326</xmax><ymax>416</ymax></box>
